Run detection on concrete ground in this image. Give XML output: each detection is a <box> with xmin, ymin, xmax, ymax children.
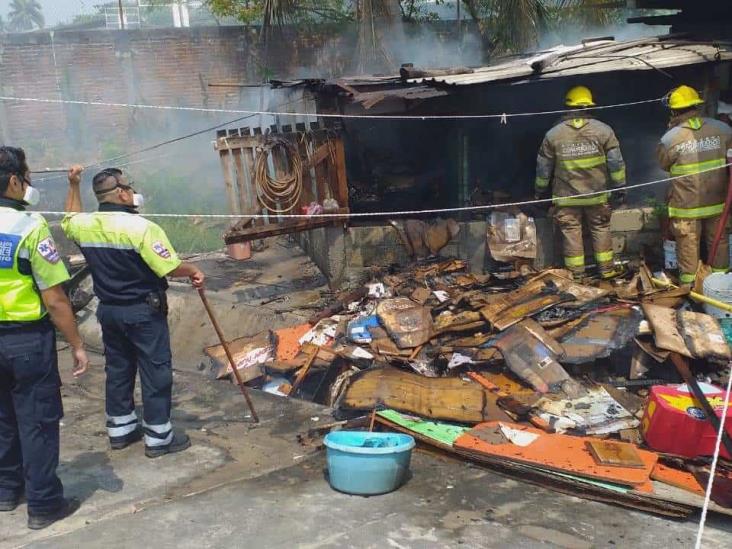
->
<box><xmin>2</xmin><ymin>360</ymin><xmax>730</xmax><ymax>549</ymax></box>
<box><xmin>1</xmin><ymin>243</ymin><xmax>731</xmax><ymax>548</ymax></box>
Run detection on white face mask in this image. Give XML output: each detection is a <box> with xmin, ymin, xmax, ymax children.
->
<box><xmin>23</xmin><ymin>185</ymin><xmax>41</xmax><ymax>206</ymax></box>
<box><xmin>132</xmin><ymin>193</ymin><xmax>145</xmax><ymax>208</ymax></box>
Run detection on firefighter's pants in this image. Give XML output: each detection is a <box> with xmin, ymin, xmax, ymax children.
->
<box><xmin>0</xmin><ymin>321</ymin><xmax>64</xmax><ymax>515</ymax></box>
<box><xmin>554</xmin><ymin>204</ymin><xmax>614</xmax><ymax>276</ymax></box>
<box><xmin>670</xmin><ymin>215</ymin><xmax>729</xmax><ymax>284</ymax></box>
<box><xmin>97</xmin><ymin>302</ymin><xmax>174</xmax><ymax>449</ymax></box>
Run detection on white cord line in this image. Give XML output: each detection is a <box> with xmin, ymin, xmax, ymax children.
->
<box><xmin>31</xmin><ymin>162</ymin><xmax>732</xmax><ymax>219</ymax></box>
<box><xmin>694</xmin><ymin>367</ymin><xmax>732</xmax><ymax>549</ymax></box>
<box><xmin>0</xmin><ymin>94</ymin><xmax>664</xmax><ymax>121</ymax></box>
<box><xmin>33</xmin><ymin>152</ymin><xmax>179</xmax><ymax>184</ymax></box>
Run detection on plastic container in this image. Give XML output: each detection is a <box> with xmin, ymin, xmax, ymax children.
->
<box><xmin>504</xmin><ymin>217</ymin><xmax>521</xmax><ymax>242</ymax></box>
<box><xmin>324</xmin><ymin>431</ymin><xmax>415</xmax><ymax>495</ymax></box>
<box><xmin>227</xmin><ymin>242</ymin><xmax>251</xmax><ymax>260</ymax></box>
<box><xmin>702</xmin><ymin>272</ymin><xmax>732</xmax><ymax>319</ymax></box>
<box><xmin>347</xmin><ymin>315</ymin><xmax>380</xmax><ymax>344</ymax></box>
<box><xmin>663</xmin><ymin>239</ymin><xmax>677</xmax><ymax>270</ymax></box>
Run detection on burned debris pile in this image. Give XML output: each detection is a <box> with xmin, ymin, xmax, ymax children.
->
<box><xmin>205</xmin><ymin>258</ymin><xmax>732</xmax><ymax>518</ymax></box>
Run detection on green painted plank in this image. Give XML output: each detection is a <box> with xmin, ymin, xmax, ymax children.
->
<box><xmin>377</xmin><ymin>409</ymin><xmax>470</xmax><ymax>446</ymax></box>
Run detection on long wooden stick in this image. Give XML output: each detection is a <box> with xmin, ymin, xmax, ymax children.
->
<box><xmin>670</xmin><ymin>353</ymin><xmax>732</xmax><ymax>457</ymax></box>
<box><xmin>288</xmin><ymin>346</ymin><xmax>319</xmax><ymax>398</ymax></box>
<box><xmin>198</xmin><ymin>289</ymin><xmax>259</xmax><ymax>423</ymax></box>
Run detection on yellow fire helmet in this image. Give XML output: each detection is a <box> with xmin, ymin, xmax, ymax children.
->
<box><xmin>565</xmin><ymin>85</ymin><xmax>596</xmax><ymax>108</ymax></box>
<box><xmin>665</xmin><ymin>85</ymin><xmax>704</xmax><ymax>110</ymax></box>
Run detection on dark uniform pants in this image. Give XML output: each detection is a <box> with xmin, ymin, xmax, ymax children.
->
<box><xmin>0</xmin><ymin>322</ymin><xmax>64</xmax><ymax>514</ymax></box>
<box><xmin>97</xmin><ymin>302</ymin><xmax>174</xmax><ymax>449</ymax></box>
<box><xmin>554</xmin><ymin>204</ymin><xmax>614</xmax><ymax>277</ymax></box>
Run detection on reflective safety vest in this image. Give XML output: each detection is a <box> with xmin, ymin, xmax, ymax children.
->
<box><xmin>0</xmin><ymin>206</ymin><xmax>70</xmax><ymax>323</ymax></box>
<box><xmin>535</xmin><ymin>116</ymin><xmax>626</xmax><ymax>207</ymax></box>
<box><xmin>658</xmin><ymin>114</ymin><xmax>732</xmax><ymax>219</ymax></box>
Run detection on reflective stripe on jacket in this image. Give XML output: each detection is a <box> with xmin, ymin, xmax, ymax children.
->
<box><xmin>61</xmin><ymin>204</ymin><xmax>182</xmax><ymax>304</ymax></box>
<box><xmin>535</xmin><ymin>116</ymin><xmax>626</xmax><ymax>207</ymax></box>
<box><xmin>658</xmin><ymin>113</ymin><xmax>732</xmax><ymax>219</ymax></box>
<box><xmin>0</xmin><ymin>206</ymin><xmax>70</xmax><ymax>323</ymax></box>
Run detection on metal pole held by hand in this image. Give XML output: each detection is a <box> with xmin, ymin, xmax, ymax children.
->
<box><xmin>198</xmin><ymin>288</ymin><xmax>259</xmax><ymax>423</ymax></box>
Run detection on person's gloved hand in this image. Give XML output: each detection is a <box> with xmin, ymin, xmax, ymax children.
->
<box><xmin>610</xmin><ymin>189</ymin><xmax>627</xmax><ymax>209</ymax></box>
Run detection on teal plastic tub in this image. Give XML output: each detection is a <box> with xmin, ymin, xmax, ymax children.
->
<box><xmin>324</xmin><ymin>431</ymin><xmax>415</xmax><ymax>495</ymax></box>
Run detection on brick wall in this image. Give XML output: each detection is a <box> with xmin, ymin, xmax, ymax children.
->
<box><xmin>0</xmin><ymin>25</ymin><xmax>358</xmax><ymax>158</ymax></box>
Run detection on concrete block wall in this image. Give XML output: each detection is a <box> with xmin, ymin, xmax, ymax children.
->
<box><xmin>302</xmin><ymin>207</ymin><xmax>665</xmax><ymax>288</ymax></box>
<box><xmin>610</xmin><ymin>207</ymin><xmax>663</xmax><ymax>262</ymax></box>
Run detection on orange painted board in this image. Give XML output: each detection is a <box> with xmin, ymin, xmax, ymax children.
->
<box><xmin>651</xmin><ymin>463</ymin><xmax>705</xmax><ymax>496</ymax></box>
<box><xmin>274</xmin><ymin>324</ymin><xmax>312</xmax><ymax>361</ymax></box>
<box><xmin>454</xmin><ymin>421</ymin><xmax>657</xmax><ymax>488</ymax></box>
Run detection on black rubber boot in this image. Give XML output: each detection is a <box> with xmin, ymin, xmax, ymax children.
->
<box><xmin>27</xmin><ymin>498</ymin><xmax>81</xmax><ymax>530</ymax></box>
<box><xmin>110</xmin><ymin>427</ymin><xmax>143</xmax><ymax>450</ymax></box>
<box><xmin>145</xmin><ymin>432</ymin><xmax>191</xmax><ymax>459</ymax></box>
<box><xmin>0</xmin><ymin>495</ymin><xmax>20</xmax><ymax>512</ymax></box>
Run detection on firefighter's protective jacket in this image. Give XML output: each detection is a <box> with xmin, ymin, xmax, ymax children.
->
<box><xmin>657</xmin><ymin>112</ymin><xmax>732</xmax><ymax>219</ymax></box>
<box><xmin>535</xmin><ymin>116</ymin><xmax>626</xmax><ymax>207</ymax></box>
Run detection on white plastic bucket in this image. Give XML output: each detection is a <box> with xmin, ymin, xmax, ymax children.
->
<box><xmin>663</xmin><ymin>240</ymin><xmax>677</xmax><ymax>270</ymax></box>
<box><xmin>702</xmin><ymin>272</ymin><xmax>732</xmax><ymax>319</ymax></box>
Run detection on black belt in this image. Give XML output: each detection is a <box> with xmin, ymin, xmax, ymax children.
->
<box><xmin>99</xmin><ymin>297</ymin><xmax>149</xmax><ymax>306</ymax></box>
<box><xmin>101</xmin><ymin>291</ymin><xmax>168</xmax><ymax>314</ymax></box>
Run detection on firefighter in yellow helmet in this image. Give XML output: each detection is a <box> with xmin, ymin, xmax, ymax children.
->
<box><xmin>535</xmin><ymin>85</ymin><xmax>627</xmax><ymax>279</ymax></box>
<box><xmin>658</xmin><ymin>85</ymin><xmax>732</xmax><ymax>284</ymax></box>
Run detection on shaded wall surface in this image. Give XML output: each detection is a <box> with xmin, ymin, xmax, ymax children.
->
<box><xmin>338</xmin><ymin>62</ymin><xmax>729</xmax><ymax>212</ymax></box>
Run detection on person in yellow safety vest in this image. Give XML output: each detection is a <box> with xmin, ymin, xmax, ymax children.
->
<box><xmin>657</xmin><ymin>85</ymin><xmax>732</xmax><ymax>285</ymax></box>
<box><xmin>0</xmin><ymin>147</ymin><xmax>90</xmax><ymax>530</ymax></box>
<box><xmin>535</xmin><ymin>85</ymin><xmax>627</xmax><ymax>280</ymax></box>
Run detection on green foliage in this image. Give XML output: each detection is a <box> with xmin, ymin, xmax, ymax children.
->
<box><xmin>8</xmin><ymin>0</ymin><xmax>44</xmax><ymax>31</ymax></box>
<box><xmin>206</xmin><ymin>0</ymin><xmax>352</xmax><ymax>25</ymax></box>
<box><xmin>0</xmin><ymin>14</ymin><xmax>6</xmax><ymax>32</ymax></box>
<box><xmin>645</xmin><ymin>196</ymin><xmax>669</xmax><ymax>221</ymax></box>
<box><xmin>132</xmin><ymin>168</ymin><xmax>228</xmax><ymax>254</ymax></box>
<box><xmin>401</xmin><ymin>0</ymin><xmax>445</xmax><ymax>22</ymax></box>
<box><xmin>204</xmin><ymin>0</ymin><xmax>631</xmax><ymax>56</ymax></box>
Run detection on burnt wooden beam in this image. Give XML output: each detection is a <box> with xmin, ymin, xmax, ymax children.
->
<box><xmin>223</xmin><ymin>210</ymin><xmax>348</xmax><ymax>244</ymax></box>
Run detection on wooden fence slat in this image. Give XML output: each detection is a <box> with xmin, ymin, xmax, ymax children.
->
<box><xmin>333</xmin><ymin>136</ymin><xmax>349</xmax><ymax>209</ymax></box>
<box><xmin>219</xmin><ymin>121</ymin><xmax>349</xmax><ymax>240</ymax></box>
<box><xmin>218</xmin><ymin>137</ymin><xmax>240</xmax><ymax>215</ymax></box>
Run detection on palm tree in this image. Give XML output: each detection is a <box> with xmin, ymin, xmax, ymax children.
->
<box><xmin>354</xmin><ymin>0</ymin><xmax>402</xmax><ymax>73</ymax></box>
<box><xmin>8</xmin><ymin>0</ymin><xmax>45</xmax><ymax>32</ymax></box>
<box><xmin>462</xmin><ymin>0</ymin><xmax>623</xmax><ymax>55</ymax></box>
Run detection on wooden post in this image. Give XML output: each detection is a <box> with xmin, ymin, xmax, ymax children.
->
<box><xmin>270</xmin><ymin>125</ymin><xmax>287</xmax><ymax>222</ymax></box>
<box><xmin>217</xmin><ymin>136</ymin><xmax>240</xmax><ymax>216</ymax></box>
<box><xmin>311</xmin><ymin>127</ymin><xmax>329</xmax><ymax>204</ymax></box>
<box><xmin>332</xmin><ymin>135</ymin><xmax>349</xmax><ymax>210</ymax></box>
<box><xmin>239</xmin><ymin>127</ymin><xmax>257</xmax><ymax>218</ymax></box>
<box><xmin>228</xmin><ymin>129</ymin><xmax>250</xmax><ymax>216</ymax></box>
<box><xmin>296</xmin><ymin>123</ymin><xmax>316</xmax><ymax>205</ymax></box>
<box><xmin>118</xmin><ymin>0</ymin><xmax>125</xmax><ymax>29</ymax></box>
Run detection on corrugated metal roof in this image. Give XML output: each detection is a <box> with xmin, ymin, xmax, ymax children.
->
<box><xmin>408</xmin><ymin>38</ymin><xmax>732</xmax><ymax>87</ymax></box>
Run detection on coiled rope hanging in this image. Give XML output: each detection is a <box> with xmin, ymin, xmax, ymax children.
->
<box><xmin>254</xmin><ymin>135</ymin><xmax>303</xmax><ymax>214</ymax></box>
